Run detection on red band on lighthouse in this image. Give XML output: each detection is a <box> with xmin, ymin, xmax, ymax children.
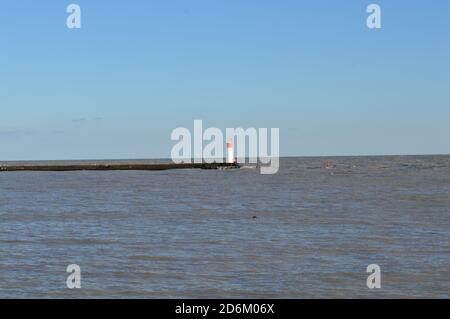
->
<box><xmin>226</xmin><ymin>141</ymin><xmax>234</xmax><ymax>163</ymax></box>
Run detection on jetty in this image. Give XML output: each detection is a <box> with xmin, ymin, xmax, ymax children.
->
<box><xmin>0</xmin><ymin>162</ymin><xmax>240</xmax><ymax>172</ymax></box>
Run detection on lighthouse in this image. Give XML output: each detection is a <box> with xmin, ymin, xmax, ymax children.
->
<box><xmin>226</xmin><ymin>140</ymin><xmax>235</xmax><ymax>164</ymax></box>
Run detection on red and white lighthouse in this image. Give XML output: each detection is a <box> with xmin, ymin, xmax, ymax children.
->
<box><xmin>226</xmin><ymin>140</ymin><xmax>235</xmax><ymax>164</ymax></box>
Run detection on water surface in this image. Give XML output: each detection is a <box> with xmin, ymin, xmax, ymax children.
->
<box><xmin>0</xmin><ymin>156</ymin><xmax>449</xmax><ymax>298</ymax></box>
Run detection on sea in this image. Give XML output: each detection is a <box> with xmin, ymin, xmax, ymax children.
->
<box><xmin>0</xmin><ymin>156</ymin><xmax>449</xmax><ymax>298</ymax></box>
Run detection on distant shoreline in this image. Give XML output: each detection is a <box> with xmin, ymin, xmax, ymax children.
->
<box><xmin>0</xmin><ymin>154</ymin><xmax>449</xmax><ymax>164</ymax></box>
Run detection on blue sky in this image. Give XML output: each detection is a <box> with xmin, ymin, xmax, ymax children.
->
<box><xmin>1</xmin><ymin>0</ymin><xmax>449</xmax><ymax>160</ymax></box>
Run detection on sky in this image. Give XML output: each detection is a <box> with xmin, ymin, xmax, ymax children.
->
<box><xmin>1</xmin><ymin>0</ymin><xmax>449</xmax><ymax>160</ymax></box>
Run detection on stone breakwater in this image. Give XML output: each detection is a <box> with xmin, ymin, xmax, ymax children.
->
<box><xmin>0</xmin><ymin>162</ymin><xmax>239</xmax><ymax>172</ymax></box>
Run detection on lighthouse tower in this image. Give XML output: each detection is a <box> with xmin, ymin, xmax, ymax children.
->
<box><xmin>226</xmin><ymin>140</ymin><xmax>235</xmax><ymax>164</ymax></box>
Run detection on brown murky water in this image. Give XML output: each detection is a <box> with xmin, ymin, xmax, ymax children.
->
<box><xmin>0</xmin><ymin>156</ymin><xmax>449</xmax><ymax>298</ymax></box>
